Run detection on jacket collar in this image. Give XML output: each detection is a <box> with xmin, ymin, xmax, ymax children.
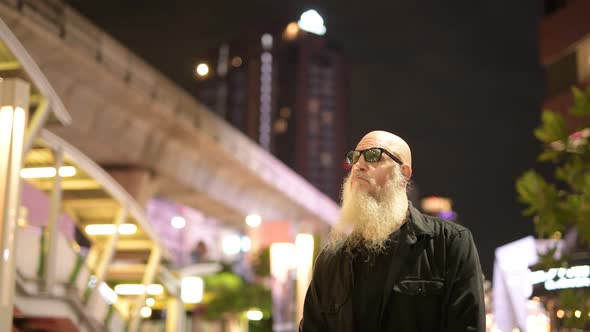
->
<box><xmin>404</xmin><ymin>203</ymin><xmax>435</xmax><ymax>244</ymax></box>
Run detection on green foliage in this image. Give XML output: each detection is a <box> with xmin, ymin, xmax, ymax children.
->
<box><xmin>534</xmin><ymin>110</ymin><xmax>568</xmax><ymax>144</ymax></box>
<box><xmin>516</xmin><ymin>170</ymin><xmax>565</xmax><ymax>237</ymax></box>
<box><xmin>252</xmin><ymin>247</ymin><xmax>270</xmax><ymax>278</ymax></box>
<box><xmin>558</xmin><ymin>289</ymin><xmax>590</xmax><ymax>329</ymax></box>
<box><xmin>571</xmin><ymin>87</ymin><xmax>590</xmax><ymax>117</ymax></box>
<box><xmin>248</xmin><ymin>318</ymin><xmax>273</xmax><ymax>332</ymax></box>
<box><xmin>517</xmin><ymin>85</ymin><xmax>590</xmax><ymax>242</ymax></box>
<box><xmin>200</xmin><ymin>271</ymin><xmax>272</xmax><ymax>321</ymax></box>
<box><xmin>205</xmin><ymin>271</ymin><xmax>243</xmax><ymax>293</ymax></box>
<box><xmin>517</xmin><ymin>85</ymin><xmax>590</xmax><ymax>328</ymax></box>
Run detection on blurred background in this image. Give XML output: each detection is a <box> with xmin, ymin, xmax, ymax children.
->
<box><xmin>0</xmin><ymin>0</ymin><xmax>589</xmax><ymax>331</ymax></box>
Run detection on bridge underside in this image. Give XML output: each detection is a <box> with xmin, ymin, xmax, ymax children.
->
<box><xmin>0</xmin><ymin>3</ymin><xmax>338</xmax><ymax>230</ymax></box>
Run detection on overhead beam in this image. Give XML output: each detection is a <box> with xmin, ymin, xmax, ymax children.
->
<box><xmin>116</xmin><ymin>240</ymin><xmax>154</xmax><ymax>251</ymax></box>
<box><xmin>0</xmin><ymin>60</ymin><xmax>20</xmax><ymax>71</ymax></box>
<box><xmin>32</xmin><ymin>178</ymin><xmax>102</xmax><ymax>191</ymax></box>
<box><xmin>176</xmin><ymin>262</ymin><xmax>222</xmax><ymax>277</ymax></box>
<box><xmin>107</xmin><ymin>264</ymin><xmax>148</xmax><ymax>280</ymax></box>
<box><xmin>62</xmin><ymin>198</ymin><xmax>119</xmax><ymax>209</ymax></box>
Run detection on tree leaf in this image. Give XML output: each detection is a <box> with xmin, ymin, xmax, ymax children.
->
<box><xmin>570</xmin><ymin>85</ymin><xmax>590</xmax><ymax>117</ymax></box>
<box><xmin>538</xmin><ymin>149</ymin><xmax>561</xmax><ymax>162</ymax></box>
<box><xmin>534</xmin><ymin>111</ymin><xmax>568</xmax><ymax>144</ymax></box>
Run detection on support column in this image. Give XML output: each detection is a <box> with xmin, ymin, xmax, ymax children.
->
<box><xmin>0</xmin><ymin>78</ymin><xmax>30</xmax><ymax>332</ymax></box>
<box><xmin>42</xmin><ymin>146</ymin><xmax>63</xmax><ymax>291</ymax></box>
<box><xmin>0</xmin><ymin>78</ymin><xmax>30</xmax><ymax>331</ymax></box>
<box><xmin>76</xmin><ymin>243</ymin><xmax>102</xmax><ymax>298</ymax></box>
<box><xmin>128</xmin><ymin>246</ymin><xmax>161</xmax><ymax>332</ymax></box>
<box><xmin>165</xmin><ymin>296</ymin><xmax>185</xmax><ymax>332</ymax></box>
<box><xmin>84</xmin><ymin>207</ymin><xmax>127</xmax><ymax>302</ymax></box>
<box><xmin>22</xmin><ymin>96</ymin><xmax>49</xmax><ymax>154</ymax></box>
<box><xmin>83</xmin><ymin>244</ymin><xmax>102</xmax><ymax>273</ymax></box>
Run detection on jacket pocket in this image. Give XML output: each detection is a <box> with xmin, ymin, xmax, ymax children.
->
<box><xmin>393</xmin><ymin>279</ymin><xmax>444</xmax><ymax>296</ymax></box>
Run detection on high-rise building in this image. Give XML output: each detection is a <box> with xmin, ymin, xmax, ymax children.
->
<box><xmin>195</xmin><ymin>11</ymin><xmax>346</xmax><ymax>202</ymax></box>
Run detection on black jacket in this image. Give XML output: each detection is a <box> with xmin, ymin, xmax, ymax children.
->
<box><xmin>300</xmin><ymin>205</ymin><xmax>485</xmax><ymax>332</ymax></box>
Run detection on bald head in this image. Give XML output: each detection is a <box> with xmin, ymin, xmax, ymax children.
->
<box><xmin>357</xmin><ymin>131</ymin><xmax>412</xmax><ymax>166</ymax></box>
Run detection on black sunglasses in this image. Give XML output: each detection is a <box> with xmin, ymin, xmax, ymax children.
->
<box><xmin>344</xmin><ymin>147</ymin><xmax>403</xmax><ymax>166</ymax></box>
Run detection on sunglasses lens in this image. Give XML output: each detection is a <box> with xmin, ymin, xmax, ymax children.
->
<box><xmin>345</xmin><ymin>151</ymin><xmax>359</xmax><ymax>165</ymax></box>
<box><xmin>364</xmin><ymin>148</ymin><xmax>382</xmax><ymax>162</ymax></box>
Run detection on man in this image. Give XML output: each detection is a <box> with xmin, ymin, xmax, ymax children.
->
<box><xmin>300</xmin><ymin>130</ymin><xmax>485</xmax><ymax>332</ymax></box>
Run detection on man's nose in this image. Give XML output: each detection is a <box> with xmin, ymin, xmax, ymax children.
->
<box><xmin>353</xmin><ymin>155</ymin><xmax>368</xmax><ymax>172</ymax></box>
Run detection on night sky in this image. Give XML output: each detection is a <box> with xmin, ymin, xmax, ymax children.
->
<box><xmin>67</xmin><ymin>0</ymin><xmax>545</xmax><ymax>278</ymax></box>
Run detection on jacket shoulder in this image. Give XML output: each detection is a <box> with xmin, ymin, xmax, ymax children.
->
<box><xmin>422</xmin><ymin>213</ymin><xmax>472</xmax><ymax>239</ymax></box>
<box><xmin>313</xmin><ymin>245</ymin><xmax>341</xmax><ymax>270</ymax></box>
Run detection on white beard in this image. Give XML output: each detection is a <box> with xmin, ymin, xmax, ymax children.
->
<box><xmin>327</xmin><ymin>165</ymin><xmax>409</xmax><ymax>255</ymax></box>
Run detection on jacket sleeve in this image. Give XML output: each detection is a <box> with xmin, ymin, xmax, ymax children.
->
<box><xmin>443</xmin><ymin>229</ymin><xmax>485</xmax><ymax>332</ymax></box>
<box><xmin>299</xmin><ymin>254</ymin><xmax>327</xmax><ymax>332</ymax></box>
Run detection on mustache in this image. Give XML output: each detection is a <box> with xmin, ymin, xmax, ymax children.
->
<box><xmin>352</xmin><ymin>175</ymin><xmax>369</xmax><ymax>182</ymax></box>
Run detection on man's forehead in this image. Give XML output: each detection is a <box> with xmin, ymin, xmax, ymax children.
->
<box><xmin>356</xmin><ymin>134</ymin><xmax>393</xmax><ymax>150</ymax></box>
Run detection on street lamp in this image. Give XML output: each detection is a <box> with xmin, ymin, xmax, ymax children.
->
<box><xmin>0</xmin><ymin>77</ymin><xmax>30</xmax><ymax>328</ymax></box>
<box><xmin>195</xmin><ymin>63</ymin><xmax>209</xmax><ymax>77</ymax></box>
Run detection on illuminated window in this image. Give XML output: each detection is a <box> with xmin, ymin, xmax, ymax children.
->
<box><xmin>308</xmin><ymin>121</ymin><xmax>320</xmax><ymax>135</ymax></box>
<box><xmin>261</xmin><ymin>33</ymin><xmax>273</xmax><ymax>50</ymax></box>
<box><xmin>259</xmin><ymin>51</ymin><xmax>273</xmax><ymax>150</ymax></box>
<box><xmin>231</xmin><ymin>56</ymin><xmax>243</xmax><ymax>67</ymax></box>
<box><xmin>283</xmin><ymin>22</ymin><xmax>300</xmax><ymax>41</ymax></box>
<box><xmin>308</xmin><ymin>99</ymin><xmax>320</xmax><ymax>114</ymax></box>
<box><xmin>321</xmin><ymin>80</ymin><xmax>333</xmax><ymax>95</ymax></box>
<box><xmin>320</xmin><ymin>152</ymin><xmax>332</xmax><ymax>167</ymax></box>
<box><xmin>280</xmin><ymin>107</ymin><xmax>291</xmax><ymax>118</ymax></box>
<box><xmin>321</xmin><ymin>111</ymin><xmax>333</xmax><ymax>125</ymax></box>
<box><xmin>274</xmin><ymin>119</ymin><xmax>288</xmax><ymax>134</ymax></box>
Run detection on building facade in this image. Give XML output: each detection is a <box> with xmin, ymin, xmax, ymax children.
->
<box><xmin>539</xmin><ymin>0</ymin><xmax>590</xmax><ymax>126</ymax></box>
<box><xmin>195</xmin><ymin>18</ymin><xmax>346</xmax><ymax>202</ymax></box>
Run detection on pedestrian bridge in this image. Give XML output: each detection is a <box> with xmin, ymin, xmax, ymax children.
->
<box><xmin>0</xmin><ymin>0</ymin><xmax>340</xmax><ymax>331</ymax></box>
<box><xmin>0</xmin><ymin>0</ymin><xmax>339</xmax><ymax>230</ymax></box>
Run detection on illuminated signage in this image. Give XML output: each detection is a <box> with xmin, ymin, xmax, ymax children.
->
<box><xmin>421</xmin><ymin>196</ymin><xmax>452</xmax><ymax>213</ymax></box>
<box><xmin>529</xmin><ymin>265</ymin><xmax>590</xmax><ymax>291</ymax></box>
<box><xmin>297</xmin><ymin>10</ymin><xmax>326</xmax><ymax>36</ymax></box>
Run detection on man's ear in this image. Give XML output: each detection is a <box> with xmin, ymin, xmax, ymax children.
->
<box><xmin>401</xmin><ymin>164</ymin><xmax>412</xmax><ymax>180</ymax></box>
